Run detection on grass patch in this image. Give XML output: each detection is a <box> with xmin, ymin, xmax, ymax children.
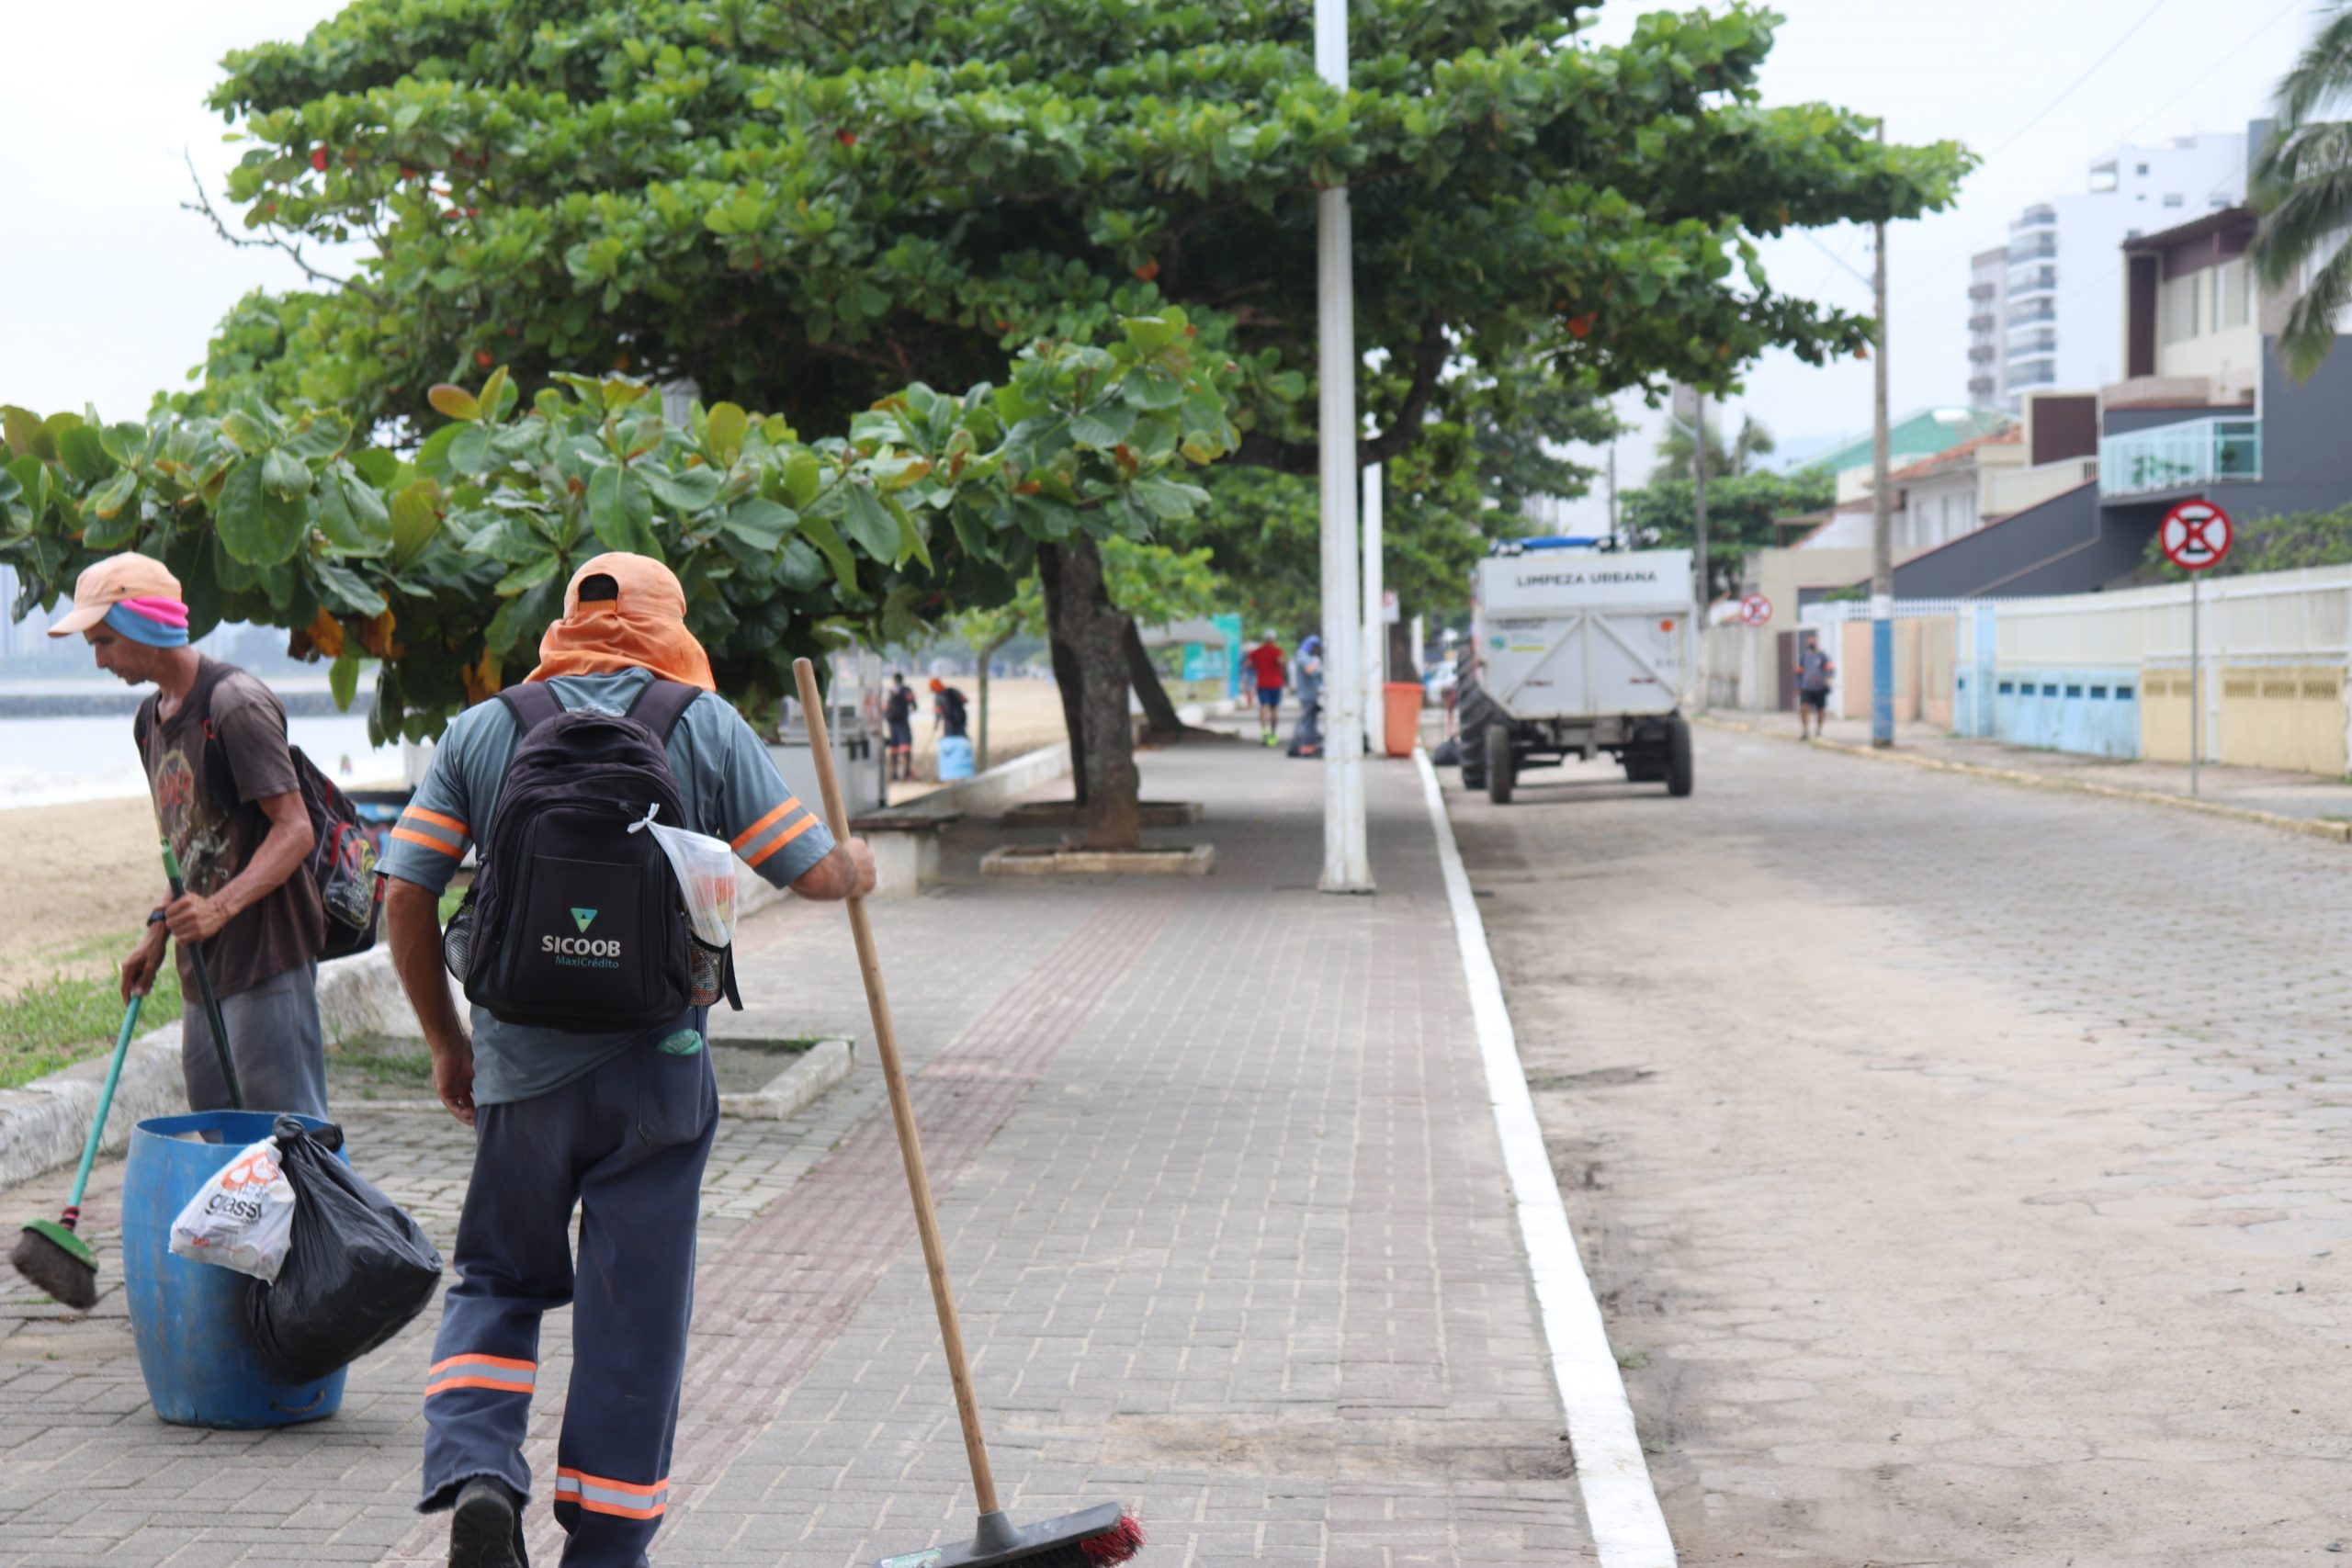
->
<box><xmin>324</xmin><ymin>1034</ymin><xmax>437</xmax><ymax>1101</ymax></box>
<box><xmin>0</xmin><ymin>933</ymin><xmax>184</xmax><ymax>1090</ymax></box>
<box><xmin>718</xmin><ymin>1034</ymin><xmax>825</xmax><ymax>1053</ymax></box>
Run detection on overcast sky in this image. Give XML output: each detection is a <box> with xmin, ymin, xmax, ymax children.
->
<box><xmin>0</xmin><ymin>0</ymin><xmax>2322</xmax><ymax>518</ymax></box>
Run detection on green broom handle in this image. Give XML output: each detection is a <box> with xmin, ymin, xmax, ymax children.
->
<box><xmin>161</xmin><ymin>840</ymin><xmax>243</xmax><ymax>1111</ymax></box>
<box><xmin>64</xmin><ymin>993</ymin><xmax>143</xmax><ymax>1211</ymax></box>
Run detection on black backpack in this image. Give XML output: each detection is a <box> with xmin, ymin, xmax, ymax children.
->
<box><xmin>460</xmin><ymin>679</ymin><xmax>700</xmax><ymax>1032</ymax></box>
<box><xmin>139</xmin><ymin>666</ymin><xmax>380</xmax><ymax>963</ymax></box>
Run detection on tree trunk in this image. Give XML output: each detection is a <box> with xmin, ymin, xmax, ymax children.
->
<box><xmin>976</xmin><ymin>631</ymin><xmax>1012</xmax><ymax>773</ymax></box>
<box><xmin>1037</xmin><ymin>544</ymin><xmax>1089</xmax><ymax>807</ymax></box>
<box><xmin>1124</xmin><ymin>619</ymin><xmax>1187</xmax><ymax>740</ymax></box>
<box><xmin>1040</xmin><ymin>535</ymin><xmax>1140</xmax><ymax>850</ymax></box>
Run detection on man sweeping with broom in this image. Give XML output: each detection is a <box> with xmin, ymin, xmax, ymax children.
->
<box><xmin>379</xmin><ymin>554</ymin><xmax>873</xmax><ymax>1568</ymax></box>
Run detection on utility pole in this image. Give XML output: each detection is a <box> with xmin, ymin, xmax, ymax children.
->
<box><xmin>1315</xmin><ymin>0</ymin><xmax>1370</xmax><ymax>892</ymax></box>
<box><xmin>1871</xmin><ymin>118</ymin><xmax>1894</xmax><ymax>750</ymax></box>
<box><xmin>1691</xmin><ymin>390</ymin><xmax>1711</xmax><ymax>713</ymax></box>
<box><xmin>1692</xmin><ymin>388</ymin><xmax>1710</xmax><ymax>614</ymax></box>
<box><xmin>1606</xmin><ymin>441</ymin><xmax>1619</xmax><ymax>536</ymax></box>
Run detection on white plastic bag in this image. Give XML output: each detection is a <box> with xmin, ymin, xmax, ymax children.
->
<box><xmin>629</xmin><ymin>809</ymin><xmax>740</xmax><ymax>949</ymax></box>
<box><xmin>169</xmin><ymin>1134</ymin><xmax>298</xmax><ymax>1282</ymax></box>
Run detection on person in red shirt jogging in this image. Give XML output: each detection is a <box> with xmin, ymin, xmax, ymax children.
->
<box><xmin>1243</xmin><ymin>631</ymin><xmax>1286</xmax><ymax>748</ymax></box>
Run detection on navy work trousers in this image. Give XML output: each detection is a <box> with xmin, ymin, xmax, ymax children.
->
<box><xmin>418</xmin><ymin>1019</ymin><xmax>716</xmax><ymax>1568</ymax></box>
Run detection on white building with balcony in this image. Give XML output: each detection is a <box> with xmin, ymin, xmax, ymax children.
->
<box><xmin>1971</xmin><ymin>132</ymin><xmax>2246</xmax><ymax>412</ymax></box>
<box><xmin>1968</xmin><ymin>246</ymin><xmax>2007</xmax><ymax>406</ymax></box>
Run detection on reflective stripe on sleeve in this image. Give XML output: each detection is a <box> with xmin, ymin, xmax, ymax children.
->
<box><xmin>391</xmin><ymin>827</ymin><xmax>467</xmax><ymax>860</ymax></box>
<box><xmin>405</xmin><ymin>807</ymin><xmax>469</xmax><ymax>838</ymax></box>
<box><xmin>729</xmin><ymin>797</ymin><xmax>801</xmax><ymax>851</ymax></box>
<box><xmin>742</xmin><ymin>811</ymin><xmax>820</xmax><ymax>870</ymax></box>
<box><xmin>394</xmin><ymin>806</ymin><xmax>470</xmax><ymax>860</ymax></box>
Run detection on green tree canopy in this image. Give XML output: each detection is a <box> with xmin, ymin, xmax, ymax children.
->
<box><xmin>4</xmin><ymin>315</ymin><xmax>1238</xmax><ymax>741</ymax></box>
<box><xmin>1619</xmin><ymin>465</ymin><xmax>1832</xmax><ymax>601</ymax></box>
<box><xmin>24</xmin><ymin>0</ymin><xmax>1973</xmax><ymax>846</ymax></box>
<box><xmin>190</xmin><ymin>1</ymin><xmax>1967</xmax><ymax>476</ymax></box>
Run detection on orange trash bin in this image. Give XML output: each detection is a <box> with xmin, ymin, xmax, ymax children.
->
<box><xmin>1383</xmin><ymin>682</ymin><xmax>1422</xmax><ymax>758</ymax></box>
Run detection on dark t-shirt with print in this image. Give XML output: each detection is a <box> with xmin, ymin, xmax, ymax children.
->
<box><xmin>137</xmin><ymin>658</ymin><xmax>323</xmax><ymax>998</ymax></box>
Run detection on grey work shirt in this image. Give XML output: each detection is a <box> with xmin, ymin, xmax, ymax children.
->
<box><xmin>377</xmin><ymin>670</ymin><xmax>835</xmax><ymax>1105</ymax></box>
<box><xmin>1798</xmin><ymin>647</ymin><xmax>1833</xmax><ymax>690</ymax></box>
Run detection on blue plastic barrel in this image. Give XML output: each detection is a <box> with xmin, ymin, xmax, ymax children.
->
<box><xmin>120</xmin><ymin>1111</ymin><xmax>348</xmax><ymax>1427</ymax></box>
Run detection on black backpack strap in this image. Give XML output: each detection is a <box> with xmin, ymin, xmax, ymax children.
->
<box><xmin>625</xmin><ymin>679</ymin><xmax>701</xmax><ymax>745</ymax></box>
<box><xmin>497</xmin><ymin>682</ymin><xmax>564</xmax><ymax>736</ymax></box>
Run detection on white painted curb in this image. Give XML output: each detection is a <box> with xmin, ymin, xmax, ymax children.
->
<box><xmin>716</xmin><ymin>1037</ymin><xmax>855</xmax><ymax>1120</ymax></box>
<box><xmin>0</xmin><ymin>1023</ymin><xmax>188</xmax><ymax>1191</ymax></box>
<box><xmin>1415</xmin><ymin>749</ymin><xmax>1678</xmax><ymax>1566</ymax></box>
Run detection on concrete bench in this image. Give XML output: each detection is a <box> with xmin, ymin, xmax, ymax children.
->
<box><xmin>848</xmin><ymin>807</ymin><xmax>963</xmax><ymax>897</ymax></box>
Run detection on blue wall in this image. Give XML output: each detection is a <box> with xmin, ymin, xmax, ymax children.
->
<box><xmin>1988</xmin><ymin>667</ymin><xmax>2141</xmax><ymax>757</ymax></box>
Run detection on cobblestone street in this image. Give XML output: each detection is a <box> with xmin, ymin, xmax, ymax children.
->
<box><xmin>0</xmin><ymin>745</ymin><xmax>1592</xmax><ymax>1567</ymax></box>
<box><xmin>1450</xmin><ymin>725</ymin><xmax>2352</xmax><ymax>1565</ymax></box>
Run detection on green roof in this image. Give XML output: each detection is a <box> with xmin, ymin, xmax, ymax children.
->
<box><xmin>1789</xmin><ymin>408</ymin><xmax>2012</xmax><ymax>477</ymax></box>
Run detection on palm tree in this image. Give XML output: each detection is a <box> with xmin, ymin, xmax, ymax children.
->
<box><xmin>1650</xmin><ymin>412</ymin><xmax>1775</xmax><ymax>484</ymax></box>
<box><xmin>1729</xmin><ymin>414</ymin><xmax>1776</xmax><ymax>477</ymax></box>
<box><xmin>2252</xmin><ymin>5</ymin><xmax>2352</xmax><ymax>380</ymax></box>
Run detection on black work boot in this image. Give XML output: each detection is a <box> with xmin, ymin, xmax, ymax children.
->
<box><xmin>448</xmin><ymin>1477</ymin><xmax>527</xmax><ymax>1568</ymax></box>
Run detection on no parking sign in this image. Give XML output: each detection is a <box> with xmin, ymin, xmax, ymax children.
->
<box><xmin>2159</xmin><ymin>500</ymin><xmax>2233</xmax><ymax>573</ymax></box>
<box><xmin>2160</xmin><ymin>498</ymin><xmax>2232</xmax><ymax>798</ymax></box>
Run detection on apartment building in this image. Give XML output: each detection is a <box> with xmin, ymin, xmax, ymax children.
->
<box><xmin>1970</xmin><ymin>132</ymin><xmax>2247</xmax><ymax>411</ymax></box>
<box><xmin>1968</xmin><ymin>246</ymin><xmax>2007</xmax><ymax>405</ymax></box>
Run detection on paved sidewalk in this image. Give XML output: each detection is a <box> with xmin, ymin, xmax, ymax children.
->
<box><xmin>1728</xmin><ymin>706</ymin><xmax>2352</xmax><ymax>822</ymax></box>
<box><xmin>0</xmin><ymin>744</ymin><xmax>1593</xmax><ymax>1566</ymax></box>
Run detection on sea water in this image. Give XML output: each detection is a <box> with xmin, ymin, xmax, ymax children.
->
<box><xmin>0</xmin><ymin>714</ymin><xmax>404</xmax><ymax>809</ymax></box>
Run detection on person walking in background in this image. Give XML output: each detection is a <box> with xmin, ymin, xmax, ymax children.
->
<box><xmin>1244</xmin><ymin>630</ymin><xmax>1286</xmax><ymax>748</ymax></box>
<box><xmin>378</xmin><ymin>553</ymin><xmax>875</xmax><ymax>1568</ymax></box>
<box><xmin>51</xmin><ymin>552</ymin><xmax>329</xmax><ymax>1119</ymax></box>
<box><xmin>930</xmin><ymin>676</ymin><xmax>974</xmax><ymax>782</ymax></box>
<box><xmin>884</xmin><ymin>672</ymin><xmax>917</xmax><ymax>782</ymax></box>
<box><xmin>1795</xmin><ymin>631</ymin><xmax>1836</xmax><ymax>739</ymax></box>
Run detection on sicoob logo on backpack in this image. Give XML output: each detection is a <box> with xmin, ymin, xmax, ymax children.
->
<box><xmin>543</xmin><ymin>904</ymin><xmax>620</xmax><ymax>966</ymax></box>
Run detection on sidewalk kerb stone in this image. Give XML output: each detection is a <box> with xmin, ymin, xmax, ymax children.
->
<box><xmin>338</xmin><ymin>1038</ymin><xmax>857</xmax><ymax>1118</ymax></box>
<box><xmin>718</xmin><ymin>1038</ymin><xmax>856</xmax><ymax>1120</ymax></box>
<box><xmin>1416</xmin><ymin>747</ymin><xmax>1676</xmax><ymax>1568</ymax></box>
<box><xmin>0</xmin><ymin>1025</ymin><xmax>186</xmax><ymax>1190</ymax></box>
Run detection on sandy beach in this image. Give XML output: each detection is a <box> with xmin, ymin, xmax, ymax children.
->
<box><xmin>0</xmin><ymin>680</ymin><xmax>1078</xmax><ymax>997</ymax></box>
<box><xmin>0</xmin><ymin>795</ymin><xmax>175</xmax><ymax>997</ymax></box>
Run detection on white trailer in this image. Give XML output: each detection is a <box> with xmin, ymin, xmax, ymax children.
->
<box><xmin>1456</xmin><ymin>544</ymin><xmax>1696</xmax><ymax>804</ymax></box>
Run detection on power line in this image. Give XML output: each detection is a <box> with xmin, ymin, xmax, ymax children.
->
<box><xmin>1975</xmin><ymin>0</ymin><xmax>2176</xmax><ymax>168</ymax></box>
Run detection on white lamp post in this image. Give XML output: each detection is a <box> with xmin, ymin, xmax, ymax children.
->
<box><xmin>1316</xmin><ymin>0</ymin><xmax>1371</xmax><ymax>893</ymax></box>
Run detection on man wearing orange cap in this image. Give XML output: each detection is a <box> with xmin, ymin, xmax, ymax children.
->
<box><xmin>49</xmin><ymin>552</ymin><xmax>329</xmax><ymax>1118</ymax></box>
<box><xmin>378</xmin><ymin>553</ymin><xmax>874</xmax><ymax>1568</ymax></box>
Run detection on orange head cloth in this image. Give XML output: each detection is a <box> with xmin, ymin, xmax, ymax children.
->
<box><xmin>526</xmin><ymin>553</ymin><xmax>716</xmax><ymax>691</ymax></box>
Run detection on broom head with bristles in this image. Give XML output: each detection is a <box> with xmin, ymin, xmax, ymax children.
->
<box><xmin>11</xmin><ymin>1219</ymin><xmax>99</xmax><ymax>1311</ymax></box>
<box><xmin>877</xmin><ymin>1503</ymin><xmax>1143</xmax><ymax>1568</ymax></box>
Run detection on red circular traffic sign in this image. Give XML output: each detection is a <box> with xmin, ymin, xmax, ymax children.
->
<box><xmin>1738</xmin><ymin>592</ymin><xmax>1772</xmax><ymax>627</ymax></box>
<box><xmin>2160</xmin><ymin>500</ymin><xmax>2233</xmax><ymax>572</ymax></box>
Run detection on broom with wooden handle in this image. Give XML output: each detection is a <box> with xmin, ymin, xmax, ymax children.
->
<box><xmin>791</xmin><ymin>659</ymin><xmax>1143</xmax><ymax>1568</ymax></box>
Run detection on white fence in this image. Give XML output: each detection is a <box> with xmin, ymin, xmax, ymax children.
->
<box><xmin>1706</xmin><ymin>565</ymin><xmax>2352</xmax><ymax>775</ymax></box>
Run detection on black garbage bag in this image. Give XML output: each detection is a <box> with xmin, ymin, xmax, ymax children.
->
<box><xmin>245</xmin><ymin>1115</ymin><xmax>444</xmax><ymax>1383</ymax></box>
